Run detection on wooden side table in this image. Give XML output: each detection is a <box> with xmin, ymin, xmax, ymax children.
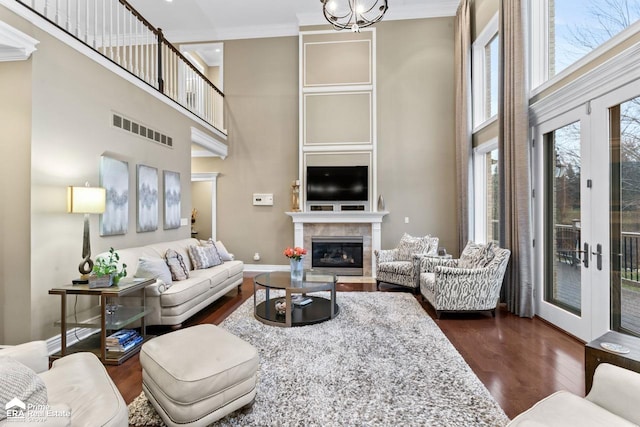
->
<box><xmin>585</xmin><ymin>331</ymin><xmax>640</xmax><ymax>394</ymax></box>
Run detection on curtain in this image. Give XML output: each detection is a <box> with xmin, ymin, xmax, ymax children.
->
<box><xmin>454</xmin><ymin>0</ymin><xmax>472</xmax><ymax>254</ymax></box>
<box><xmin>498</xmin><ymin>0</ymin><xmax>534</xmax><ymax>317</ymax></box>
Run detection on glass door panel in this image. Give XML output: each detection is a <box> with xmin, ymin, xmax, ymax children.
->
<box><xmin>610</xmin><ymin>97</ymin><xmax>640</xmax><ymax>337</ymax></box>
<box><xmin>545</xmin><ymin>122</ymin><xmax>583</xmax><ymax>314</ymax></box>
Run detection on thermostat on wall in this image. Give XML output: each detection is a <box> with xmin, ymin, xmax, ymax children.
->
<box><xmin>253</xmin><ymin>193</ymin><xmax>273</xmax><ymax>206</ymax></box>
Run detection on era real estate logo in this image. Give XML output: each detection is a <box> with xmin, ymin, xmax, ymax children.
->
<box><xmin>5</xmin><ymin>398</ymin><xmax>26</xmax><ymax>421</ymax></box>
<box><xmin>4</xmin><ymin>397</ymin><xmax>71</xmax><ymax>423</ymax></box>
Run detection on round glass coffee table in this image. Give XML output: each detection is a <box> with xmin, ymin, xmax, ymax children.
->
<box><xmin>253</xmin><ymin>271</ymin><xmax>339</xmax><ymax>327</ymax></box>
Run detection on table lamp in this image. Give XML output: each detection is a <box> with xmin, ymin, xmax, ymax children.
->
<box><xmin>67</xmin><ymin>183</ymin><xmax>106</xmax><ymax>284</ymax></box>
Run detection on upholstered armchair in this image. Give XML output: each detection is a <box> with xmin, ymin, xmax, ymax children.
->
<box><xmin>419</xmin><ymin>241</ymin><xmax>510</xmax><ymax>318</ymax></box>
<box><xmin>375</xmin><ymin>233</ymin><xmax>439</xmax><ymax>293</ymax></box>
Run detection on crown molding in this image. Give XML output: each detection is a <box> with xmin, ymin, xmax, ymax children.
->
<box><xmin>159</xmin><ymin>2</ymin><xmax>458</xmax><ymax>43</ymax></box>
<box><xmin>164</xmin><ymin>23</ymin><xmax>300</xmax><ymax>43</ymax></box>
<box><xmin>0</xmin><ymin>19</ymin><xmax>39</xmax><ymax>62</ymax></box>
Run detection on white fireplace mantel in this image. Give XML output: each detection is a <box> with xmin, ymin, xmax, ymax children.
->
<box><xmin>286</xmin><ymin>211</ymin><xmax>388</xmax><ymax>225</ymax></box>
<box><xmin>286</xmin><ymin>211</ymin><xmax>389</xmax><ymax>277</ymax></box>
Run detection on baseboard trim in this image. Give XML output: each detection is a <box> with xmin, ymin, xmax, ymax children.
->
<box><xmin>243</xmin><ymin>264</ymin><xmax>289</xmax><ymax>272</ymax></box>
<box><xmin>46</xmin><ymin>328</ymin><xmax>100</xmax><ymax>355</ymax></box>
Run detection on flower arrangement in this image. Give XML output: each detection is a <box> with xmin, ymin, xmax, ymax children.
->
<box><xmin>283</xmin><ymin>246</ymin><xmax>307</xmax><ymax>261</ymax></box>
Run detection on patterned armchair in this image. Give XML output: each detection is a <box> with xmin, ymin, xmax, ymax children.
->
<box><xmin>419</xmin><ymin>241</ymin><xmax>510</xmax><ymax>318</ymax></box>
<box><xmin>374</xmin><ymin>233</ymin><xmax>439</xmax><ymax>293</ymax></box>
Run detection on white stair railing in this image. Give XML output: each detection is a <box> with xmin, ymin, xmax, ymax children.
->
<box><xmin>16</xmin><ymin>0</ymin><xmax>225</xmax><ymax>135</ymax></box>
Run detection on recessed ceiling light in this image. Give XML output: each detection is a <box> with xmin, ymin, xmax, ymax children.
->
<box><xmin>215</xmin><ymin>49</ymin><xmax>221</xmax><ymax>53</ymax></box>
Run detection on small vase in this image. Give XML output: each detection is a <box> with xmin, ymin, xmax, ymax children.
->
<box><xmin>290</xmin><ymin>258</ymin><xmax>304</xmax><ymax>282</ymax></box>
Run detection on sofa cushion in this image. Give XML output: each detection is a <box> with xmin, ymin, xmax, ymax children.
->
<box><xmin>224</xmin><ymin>260</ymin><xmax>244</xmax><ymax>277</ymax></box>
<box><xmin>189</xmin><ymin>265</ymin><xmax>229</xmax><ymax>284</ymax></box>
<box><xmin>507</xmin><ymin>390</ymin><xmax>636</xmax><ymax>427</ymax></box>
<box><xmin>165</xmin><ymin>249</ymin><xmax>189</xmax><ymax>281</ymax></box>
<box><xmin>160</xmin><ymin>277</ymin><xmax>211</xmax><ymax>308</ymax></box>
<box><xmin>377</xmin><ymin>260</ymin><xmax>413</xmax><ymax>276</ymax></box>
<box><xmin>135</xmin><ymin>257</ymin><xmax>173</xmax><ymax>286</ymax></box>
<box><xmin>0</xmin><ymin>356</ymin><xmax>48</xmax><ymax>421</ymax></box>
<box><xmin>188</xmin><ymin>244</ymin><xmax>222</xmax><ymax>270</ymax></box>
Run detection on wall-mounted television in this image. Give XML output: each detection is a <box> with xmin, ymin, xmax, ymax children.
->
<box><xmin>306</xmin><ymin>166</ymin><xmax>368</xmax><ymax>202</ymax></box>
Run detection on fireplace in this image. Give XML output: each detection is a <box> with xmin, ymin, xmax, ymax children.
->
<box><xmin>311</xmin><ymin>236</ymin><xmax>363</xmax><ymax>276</ymax></box>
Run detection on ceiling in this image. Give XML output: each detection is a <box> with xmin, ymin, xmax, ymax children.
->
<box><xmin>127</xmin><ymin>0</ymin><xmax>460</xmax><ymax>43</ymax></box>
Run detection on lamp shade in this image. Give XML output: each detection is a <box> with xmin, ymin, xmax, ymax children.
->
<box><xmin>67</xmin><ymin>186</ymin><xmax>106</xmax><ymax>214</ymax></box>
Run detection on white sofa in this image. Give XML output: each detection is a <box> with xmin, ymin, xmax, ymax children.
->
<box><xmin>508</xmin><ymin>363</ymin><xmax>640</xmax><ymax>426</ymax></box>
<box><xmin>109</xmin><ymin>238</ymin><xmax>244</xmax><ymax>328</ymax></box>
<box><xmin>0</xmin><ymin>341</ymin><xmax>127</xmax><ymax>426</ymax></box>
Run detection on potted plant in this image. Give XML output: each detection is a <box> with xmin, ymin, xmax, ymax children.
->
<box><xmin>90</xmin><ymin>247</ymin><xmax>127</xmax><ymax>288</ymax></box>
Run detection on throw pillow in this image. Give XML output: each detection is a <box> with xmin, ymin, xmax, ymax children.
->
<box><xmin>0</xmin><ymin>356</ymin><xmax>48</xmax><ymax>421</ymax></box>
<box><xmin>165</xmin><ymin>249</ymin><xmax>189</xmax><ymax>281</ymax></box>
<box><xmin>214</xmin><ymin>241</ymin><xmax>234</xmax><ymax>261</ymax></box>
<box><xmin>188</xmin><ymin>245</ymin><xmax>223</xmax><ymax>270</ymax></box>
<box><xmin>459</xmin><ymin>241</ymin><xmax>496</xmax><ymax>269</ymax></box>
<box><xmin>134</xmin><ymin>257</ymin><xmax>173</xmax><ymax>286</ymax></box>
<box><xmin>199</xmin><ymin>238</ymin><xmax>233</xmax><ymax>261</ymax></box>
<box><xmin>397</xmin><ymin>233</ymin><xmax>431</xmax><ymax>261</ymax></box>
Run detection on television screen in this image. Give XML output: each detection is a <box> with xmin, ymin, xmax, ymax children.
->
<box><xmin>306</xmin><ymin>166</ymin><xmax>368</xmax><ymax>202</ymax></box>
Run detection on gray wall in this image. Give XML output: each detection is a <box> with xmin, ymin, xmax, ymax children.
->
<box><xmin>192</xmin><ymin>36</ymin><xmax>299</xmax><ymax>266</ymax></box>
<box><xmin>376</xmin><ymin>18</ymin><xmax>457</xmax><ymax>254</ymax></box>
<box><xmin>0</xmin><ymin>55</ymin><xmax>32</xmax><ymax>344</ymax></box>
<box><xmin>0</xmin><ymin>6</ymin><xmax>209</xmax><ymax>343</ymax></box>
<box><xmin>194</xmin><ymin>18</ymin><xmax>458</xmax><ymax>263</ymax></box>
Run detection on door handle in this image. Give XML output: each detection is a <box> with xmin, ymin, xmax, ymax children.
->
<box><xmin>581</xmin><ymin>242</ymin><xmax>589</xmax><ymax>268</ymax></box>
<box><xmin>592</xmin><ymin>244</ymin><xmax>602</xmax><ymax>271</ymax></box>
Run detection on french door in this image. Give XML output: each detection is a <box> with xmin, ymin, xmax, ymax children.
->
<box><xmin>592</xmin><ymin>80</ymin><xmax>640</xmax><ymax>339</ymax></box>
<box><xmin>535</xmin><ymin>108</ymin><xmax>601</xmax><ymax>341</ymax></box>
<box><xmin>535</xmin><ymin>79</ymin><xmax>640</xmax><ymax>342</ymax></box>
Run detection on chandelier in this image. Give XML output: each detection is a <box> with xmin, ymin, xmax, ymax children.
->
<box><xmin>321</xmin><ymin>0</ymin><xmax>389</xmax><ymax>32</ymax></box>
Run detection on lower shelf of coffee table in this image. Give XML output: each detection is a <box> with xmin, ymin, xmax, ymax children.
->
<box><xmin>255</xmin><ymin>296</ymin><xmax>339</xmax><ymax>327</ymax></box>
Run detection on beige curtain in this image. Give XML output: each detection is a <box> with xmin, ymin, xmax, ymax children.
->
<box><xmin>454</xmin><ymin>0</ymin><xmax>472</xmax><ymax>253</ymax></box>
<box><xmin>499</xmin><ymin>0</ymin><xmax>534</xmax><ymax>317</ymax></box>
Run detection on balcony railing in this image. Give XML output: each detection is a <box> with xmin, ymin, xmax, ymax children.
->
<box><xmin>555</xmin><ymin>224</ymin><xmax>640</xmax><ymax>282</ymax></box>
<box><xmin>16</xmin><ymin>0</ymin><xmax>225</xmax><ymax>135</ymax></box>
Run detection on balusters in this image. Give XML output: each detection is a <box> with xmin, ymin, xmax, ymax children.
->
<box><xmin>93</xmin><ymin>0</ymin><xmax>97</xmax><ymax>48</ymax></box>
<box><xmin>18</xmin><ymin>0</ymin><xmax>224</xmax><ymax>131</ymax></box>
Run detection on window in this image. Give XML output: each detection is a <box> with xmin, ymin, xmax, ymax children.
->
<box><xmin>531</xmin><ymin>0</ymin><xmax>640</xmax><ymax>89</ymax></box>
<box><xmin>473</xmin><ymin>139</ymin><xmax>500</xmax><ymax>244</ymax></box>
<box><xmin>473</xmin><ymin>13</ymin><xmax>499</xmax><ymax>129</ymax></box>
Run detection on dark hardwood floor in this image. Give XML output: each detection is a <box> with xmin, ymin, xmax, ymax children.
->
<box><xmin>107</xmin><ymin>275</ymin><xmax>585</xmax><ymax>420</ymax></box>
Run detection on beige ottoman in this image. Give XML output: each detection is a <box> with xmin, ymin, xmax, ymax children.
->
<box><xmin>140</xmin><ymin>324</ymin><xmax>259</xmax><ymax>427</ymax></box>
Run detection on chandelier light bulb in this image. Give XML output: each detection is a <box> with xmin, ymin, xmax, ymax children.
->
<box><xmin>321</xmin><ymin>0</ymin><xmax>388</xmax><ymax>32</ymax></box>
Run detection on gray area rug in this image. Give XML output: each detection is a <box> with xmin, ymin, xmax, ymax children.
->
<box><xmin>129</xmin><ymin>292</ymin><xmax>509</xmax><ymax>426</ymax></box>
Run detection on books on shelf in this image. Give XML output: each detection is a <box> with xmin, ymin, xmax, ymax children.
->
<box><xmin>106</xmin><ymin>329</ymin><xmax>143</xmax><ymax>353</ymax></box>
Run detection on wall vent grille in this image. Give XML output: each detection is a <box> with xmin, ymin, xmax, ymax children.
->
<box><xmin>112</xmin><ymin>113</ymin><xmax>173</xmax><ymax>148</ymax></box>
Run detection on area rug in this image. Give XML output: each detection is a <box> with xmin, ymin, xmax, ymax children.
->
<box><xmin>129</xmin><ymin>292</ymin><xmax>509</xmax><ymax>426</ymax></box>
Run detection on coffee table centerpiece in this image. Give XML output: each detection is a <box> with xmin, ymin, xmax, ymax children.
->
<box><xmin>253</xmin><ymin>271</ymin><xmax>339</xmax><ymax>327</ymax></box>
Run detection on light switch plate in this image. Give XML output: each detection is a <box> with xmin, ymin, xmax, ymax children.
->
<box><xmin>253</xmin><ymin>193</ymin><xmax>273</xmax><ymax>206</ymax></box>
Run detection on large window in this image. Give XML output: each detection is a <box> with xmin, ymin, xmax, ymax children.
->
<box><xmin>474</xmin><ymin>139</ymin><xmax>500</xmax><ymax>244</ymax></box>
<box><xmin>532</xmin><ymin>0</ymin><xmax>640</xmax><ymax>89</ymax></box>
<box><xmin>473</xmin><ymin>13</ymin><xmax>499</xmax><ymax>129</ymax></box>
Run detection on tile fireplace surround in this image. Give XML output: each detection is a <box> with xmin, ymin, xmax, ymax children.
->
<box><xmin>286</xmin><ymin>212</ymin><xmax>388</xmax><ymax>277</ymax></box>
